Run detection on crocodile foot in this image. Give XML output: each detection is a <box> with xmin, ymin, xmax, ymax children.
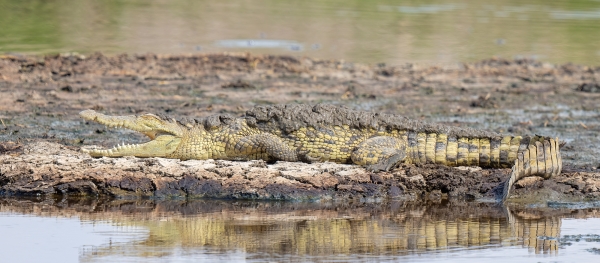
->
<box><xmin>365</xmin><ymin>152</ymin><xmax>405</xmax><ymax>172</ymax></box>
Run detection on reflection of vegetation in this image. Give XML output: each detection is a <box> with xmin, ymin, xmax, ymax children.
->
<box><xmin>0</xmin><ymin>0</ymin><xmax>62</xmax><ymax>52</ymax></box>
<box><xmin>0</xmin><ymin>0</ymin><xmax>128</xmax><ymax>53</ymax></box>
<box><xmin>1</xmin><ymin>0</ymin><xmax>599</xmax><ymax>64</ymax></box>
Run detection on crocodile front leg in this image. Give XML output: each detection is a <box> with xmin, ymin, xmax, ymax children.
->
<box><xmin>231</xmin><ymin>134</ymin><xmax>303</xmax><ymax>162</ymax></box>
<box><xmin>351</xmin><ymin>136</ymin><xmax>407</xmax><ymax>172</ymax></box>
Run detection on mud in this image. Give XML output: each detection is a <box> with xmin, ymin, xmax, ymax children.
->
<box><xmin>1</xmin><ymin>53</ymin><xmax>599</xmax><ymax>203</ymax></box>
<box><xmin>0</xmin><ymin>140</ymin><xmax>599</xmax><ymax>203</ymax></box>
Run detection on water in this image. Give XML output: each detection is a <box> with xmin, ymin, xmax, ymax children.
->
<box><xmin>0</xmin><ymin>213</ymin><xmax>148</xmax><ymax>263</ymax></box>
<box><xmin>1</xmin><ymin>0</ymin><xmax>599</xmax><ymax>65</ymax></box>
<box><xmin>1</xmin><ymin>198</ymin><xmax>600</xmax><ymax>262</ymax></box>
<box><xmin>2</xmin><ymin>1</ymin><xmax>600</xmax><ymax>262</ymax></box>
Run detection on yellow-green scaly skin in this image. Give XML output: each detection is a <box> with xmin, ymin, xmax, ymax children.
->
<box><xmin>80</xmin><ymin>104</ymin><xmax>562</xmax><ymax>202</ymax></box>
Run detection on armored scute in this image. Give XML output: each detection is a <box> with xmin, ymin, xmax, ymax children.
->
<box><xmin>80</xmin><ymin>104</ymin><xmax>562</xmax><ymax>202</ymax></box>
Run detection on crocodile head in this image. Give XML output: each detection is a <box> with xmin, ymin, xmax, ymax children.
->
<box><xmin>79</xmin><ymin>110</ymin><xmax>184</xmax><ymax>158</ymax></box>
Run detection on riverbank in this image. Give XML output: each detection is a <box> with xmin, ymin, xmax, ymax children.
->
<box><xmin>1</xmin><ymin>140</ymin><xmax>598</xmax><ymax>203</ymax></box>
<box><xmin>1</xmin><ymin>53</ymin><xmax>599</xmax><ymax>203</ymax></box>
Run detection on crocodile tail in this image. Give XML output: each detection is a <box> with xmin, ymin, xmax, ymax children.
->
<box><xmin>406</xmin><ymin>132</ymin><xmax>562</xmax><ymax>201</ymax></box>
<box><xmin>501</xmin><ymin>136</ymin><xmax>562</xmax><ymax>202</ymax></box>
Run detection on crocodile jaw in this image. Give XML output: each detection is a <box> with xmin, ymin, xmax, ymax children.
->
<box><xmin>80</xmin><ymin>110</ymin><xmax>184</xmax><ymax>158</ymax></box>
<box><xmin>82</xmin><ymin>135</ymin><xmax>182</xmax><ymax>157</ymax></box>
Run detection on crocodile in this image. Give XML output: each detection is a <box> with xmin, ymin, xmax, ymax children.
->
<box><xmin>79</xmin><ymin>202</ymin><xmax>560</xmax><ymax>256</ymax></box>
<box><xmin>79</xmin><ymin>104</ymin><xmax>562</xmax><ymax>201</ymax></box>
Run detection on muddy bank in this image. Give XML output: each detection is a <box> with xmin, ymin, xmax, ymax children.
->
<box><xmin>0</xmin><ymin>53</ymin><xmax>599</xmax><ymax>203</ymax></box>
<box><xmin>1</xmin><ymin>53</ymin><xmax>599</xmax><ymax>168</ymax></box>
<box><xmin>0</xmin><ymin>141</ymin><xmax>598</xmax><ymax>203</ymax></box>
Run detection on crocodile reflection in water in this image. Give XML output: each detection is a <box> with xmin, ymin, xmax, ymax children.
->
<box><xmin>0</xmin><ymin>199</ymin><xmax>568</xmax><ymax>259</ymax></box>
<box><xmin>114</xmin><ymin>205</ymin><xmax>560</xmax><ymax>256</ymax></box>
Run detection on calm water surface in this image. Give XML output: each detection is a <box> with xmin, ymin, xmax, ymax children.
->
<box><xmin>1</xmin><ymin>198</ymin><xmax>600</xmax><ymax>262</ymax></box>
<box><xmin>2</xmin><ymin>1</ymin><xmax>600</xmax><ymax>262</ymax></box>
<box><xmin>1</xmin><ymin>0</ymin><xmax>599</xmax><ymax>65</ymax></box>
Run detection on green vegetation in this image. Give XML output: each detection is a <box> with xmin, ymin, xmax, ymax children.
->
<box><xmin>0</xmin><ymin>0</ymin><xmax>598</xmax><ymax>64</ymax></box>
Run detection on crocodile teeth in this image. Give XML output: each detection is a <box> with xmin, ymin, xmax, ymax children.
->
<box><xmin>107</xmin><ymin>123</ymin><xmax>131</xmax><ymax>130</ymax></box>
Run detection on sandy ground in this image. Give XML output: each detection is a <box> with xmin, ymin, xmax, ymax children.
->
<box><xmin>0</xmin><ymin>53</ymin><xmax>599</xmax><ymax>203</ymax></box>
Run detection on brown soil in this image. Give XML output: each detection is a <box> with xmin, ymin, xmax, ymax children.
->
<box><xmin>0</xmin><ymin>53</ymin><xmax>599</xmax><ymax>203</ymax></box>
